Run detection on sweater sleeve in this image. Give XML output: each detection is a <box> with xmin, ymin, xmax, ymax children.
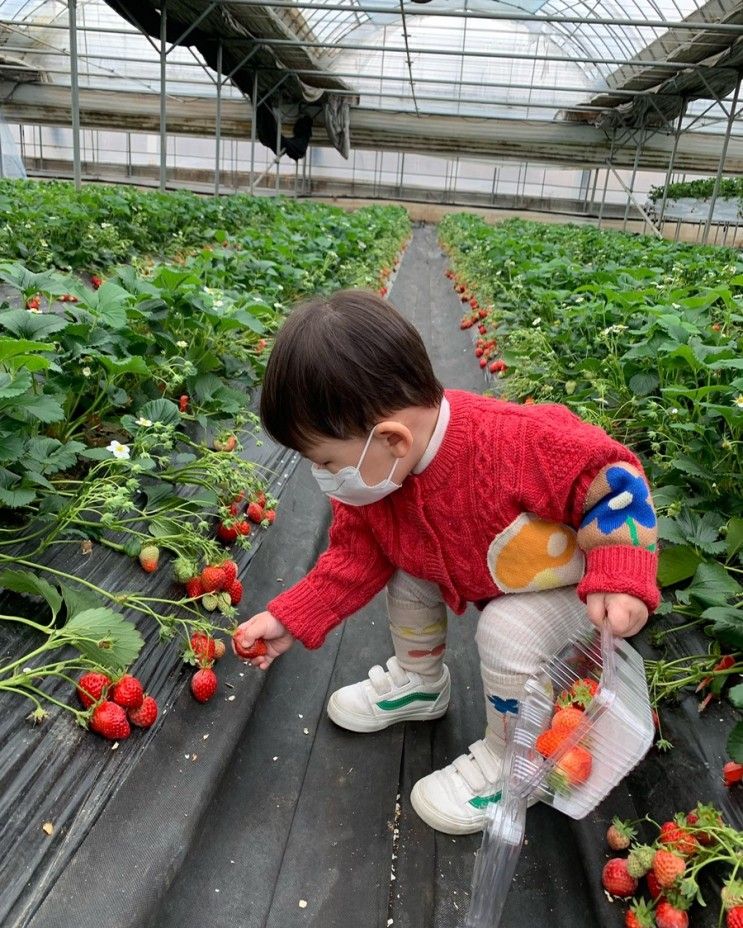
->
<box><xmin>512</xmin><ymin>406</ymin><xmax>660</xmax><ymax>613</ymax></box>
<box><xmin>267</xmin><ymin>500</ymin><xmax>395</xmax><ymax>649</ymax></box>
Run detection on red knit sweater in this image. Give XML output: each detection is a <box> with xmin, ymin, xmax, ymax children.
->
<box><xmin>268</xmin><ymin>390</ymin><xmax>660</xmax><ymax>649</ymax></box>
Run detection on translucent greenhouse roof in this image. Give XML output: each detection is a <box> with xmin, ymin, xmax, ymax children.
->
<box><xmin>1</xmin><ymin>0</ymin><xmax>743</xmax><ymax>167</ymax></box>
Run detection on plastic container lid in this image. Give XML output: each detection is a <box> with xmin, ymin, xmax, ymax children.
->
<box><xmin>465</xmin><ymin>619</ymin><xmax>654</xmax><ymax>928</ymax></box>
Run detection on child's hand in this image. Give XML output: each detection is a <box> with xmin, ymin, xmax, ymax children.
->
<box><xmin>232</xmin><ymin>611</ymin><xmax>294</xmax><ymax>671</ymax></box>
<box><xmin>585</xmin><ymin>592</ymin><xmax>648</xmax><ymax>638</ymax></box>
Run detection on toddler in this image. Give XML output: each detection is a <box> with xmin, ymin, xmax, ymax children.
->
<box><xmin>233</xmin><ymin>289</ymin><xmax>659</xmax><ymax>835</ymax></box>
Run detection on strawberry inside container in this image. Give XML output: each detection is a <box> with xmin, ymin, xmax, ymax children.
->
<box><xmin>465</xmin><ymin>619</ymin><xmax>654</xmax><ymax>928</ymax></box>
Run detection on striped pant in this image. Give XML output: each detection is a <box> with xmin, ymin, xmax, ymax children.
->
<box><xmin>387</xmin><ymin>571</ymin><xmax>592</xmax><ymax>757</ymax></box>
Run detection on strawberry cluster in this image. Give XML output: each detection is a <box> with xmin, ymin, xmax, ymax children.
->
<box><xmin>180</xmin><ymin>558</ymin><xmax>244</xmax><ymax>613</ymax></box>
<box><xmin>76</xmin><ymin>671</ymin><xmax>158</xmax><ymax>741</ymax></box>
<box><xmin>185</xmin><ymin>631</ymin><xmax>228</xmax><ymax>703</ymax></box>
<box><xmin>377</xmin><ymin>250</ymin><xmax>404</xmax><ymax>298</ymax></box>
<box><xmin>535</xmin><ymin>676</ymin><xmax>597</xmax><ymax>791</ymax></box>
<box><xmin>445</xmin><ymin>269</ymin><xmax>510</xmax><ymax>377</ymax></box>
<box><xmin>216</xmin><ymin>490</ymin><xmax>276</xmax><ymax>546</ymax></box>
<box><xmin>600</xmin><ymin>803</ymin><xmax>743</xmax><ymax>928</ymax></box>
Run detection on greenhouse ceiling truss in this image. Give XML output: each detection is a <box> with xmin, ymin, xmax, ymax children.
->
<box><xmin>2</xmin><ymin>0</ymin><xmax>743</xmax><ymax>240</ymax></box>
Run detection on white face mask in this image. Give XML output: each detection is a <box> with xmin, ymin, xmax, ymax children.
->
<box><xmin>311</xmin><ymin>427</ymin><xmax>402</xmax><ymax>506</ymax></box>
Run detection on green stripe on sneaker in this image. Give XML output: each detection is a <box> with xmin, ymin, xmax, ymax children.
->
<box><xmin>468</xmin><ymin>791</ymin><xmax>502</xmax><ymax>810</ymax></box>
<box><xmin>376</xmin><ymin>692</ymin><xmax>439</xmax><ymax>711</ymax></box>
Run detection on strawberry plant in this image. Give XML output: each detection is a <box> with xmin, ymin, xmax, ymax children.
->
<box><xmin>440</xmin><ymin>214</ymin><xmax>742</xmax><ymax>758</ymax></box>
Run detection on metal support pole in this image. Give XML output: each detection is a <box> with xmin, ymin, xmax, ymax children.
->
<box><xmin>159</xmin><ymin>1</ymin><xmax>167</xmax><ymax>191</ymax></box>
<box><xmin>69</xmin><ymin>0</ymin><xmax>82</xmax><ymax>190</ymax></box>
<box><xmin>597</xmin><ymin>132</ymin><xmax>615</xmax><ymax>229</ymax></box>
<box><xmin>214</xmin><ymin>40</ymin><xmax>222</xmax><ymax>195</ymax></box>
<box><xmin>703</xmin><ymin>75</ymin><xmax>741</xmax><ymax>244</ymax></box>
<box><xmin>609</xmin><ymin>166</ymin><xmax>662</xmax><ymax>238</ymax></box>
<box><xmin>623</xmin><ymin>132</ymin><xmax>643</xmax><ymax>231</ymax></box>
<box><xmin>126</xmin><ymin>132</ymin><xmax>132</xmax><ymax>176</ymax></box>
<box><xmin>275</xmin><ymin>98</ymin><xmax>281</xmax><ymax>193</ymax></box>
<box><xmin>587</xmin><ymin>168</ymin><xmax>598</xmax><ymax>214</ymax></box>
<box><xmin>399</xmin><ymin>151</ymin><xmax>405</xmax><ymax>197</ymax></box>
<box><xmin>250</xmin><ymin>70</ymin><xmax>258</xmax><ymax>194</ymax></box>
<box><xmin>657</xmin><ymin>104</ymin><xmax>686</xmax><ymax>227</ymax></box>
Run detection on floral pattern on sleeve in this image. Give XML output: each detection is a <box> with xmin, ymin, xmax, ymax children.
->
<box><xmin>577</xmin><ymin>462</ymin><xmax>657</xmax><ymax>553</ymax></box>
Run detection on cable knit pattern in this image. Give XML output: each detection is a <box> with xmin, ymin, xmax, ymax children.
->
<box><xmin>267</xmin><ymin>390</ymin><xmax>661</xmax><ymax>649</ymax></box>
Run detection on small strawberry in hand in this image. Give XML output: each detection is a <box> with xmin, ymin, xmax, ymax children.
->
<box><xmin>607</xmin><ymin>817</ymin><xmax>636</xmax><ymax>851</ymax></box>
<box><xmin>602</xmin><ymin>858</ymin><xmax>638</xmax><ymax>897</ymax></box>
<box><xmin>110</xmin><ymin>674</ymin><xmax>144</xmax><ymax>710</ymax></box>
<box><xmin>128</xmin><ymin>695</ymin><xmax>158</xmax><ymax>728</ymax></box>
<box><xmin>76</xmin><ymin>671</ymin><xmax>111</xmax><ymax>708</ymax></box>
<box><xmin>138</xmin><ymin>544</ymin><xmax>160</xmax><ymax>573</ymax></box>
<box><xmin>233</xmin><ymin>636</ymin><xmax>268</xmax><ymax>661</ymax></box>
<box><xmin>191</xmin><ymin>667</ymin><xmax>218</xmax><ymax>703</ymax></box>
<box><xmin>90</xmin><ymin>701</ymin><xmax>131</xmax><ymax>740</ymax></box>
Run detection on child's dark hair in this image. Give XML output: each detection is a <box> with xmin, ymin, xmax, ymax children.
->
<box><xmin>260</xmin><ymin>289</ymin><xmax>443</xmax><ymax>452</ymax></box>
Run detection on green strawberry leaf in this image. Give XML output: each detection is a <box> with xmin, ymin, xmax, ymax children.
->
<box><xmin>727</xmin><ymin>720</ymin><xmax>743</xmax><ymax>764</ymax></box>
<box><xmin>61</xmin><ymin>607</ymin><xmax>143</xmax><ymax>671</ymax></box>
<box><xmin>0</xmin><ymin>569</ymin><xmax>62</xmax><ymax>618</ymax></box>
<box><xmin>728</xmin><ymin>683</ymin><xmax>743</xmax><ymax>710</ymax></box>
<box><xmin>658</xmin><ymin>545</ymin><xmax>703</xmax><ymax>587</ymax></box>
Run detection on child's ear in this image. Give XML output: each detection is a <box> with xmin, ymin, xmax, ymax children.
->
<box><xmin>376</xmin><ymin>421</ymin><xmax>412</xmax><ymax>458</ymax></box>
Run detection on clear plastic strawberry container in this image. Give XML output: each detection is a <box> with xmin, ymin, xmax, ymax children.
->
<box><xmin>464</xmin><ymin>620</ymin><xmax>654</xmax><ymax>928</ymax></box>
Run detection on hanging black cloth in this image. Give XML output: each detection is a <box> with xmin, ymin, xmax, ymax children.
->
<box><xmin>256</xmin><ymin>104</ymin><xmax>313</xmax><ymax>161</ymax></box>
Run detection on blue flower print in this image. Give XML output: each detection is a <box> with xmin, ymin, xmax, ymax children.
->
<box><xmin>580</xmin><ymin>466</ymin><xmax>656</xmax><ymax>542</ymax></box>
<box><xmin>488</xmin><ymin>694</ymin><xmax>519</xmax><ymax>715</ymax></box>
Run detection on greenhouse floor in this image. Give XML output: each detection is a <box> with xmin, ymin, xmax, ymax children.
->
<box><xmin>13</xmin><ymin>225</ymin><xmax>741</xmax><ymax>928</ymax></box>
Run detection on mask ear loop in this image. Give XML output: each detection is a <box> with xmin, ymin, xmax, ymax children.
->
<box><xmin>358</xmin><ymin>426</ymin><xmax>402</xmax><ymax>487</ymax></box>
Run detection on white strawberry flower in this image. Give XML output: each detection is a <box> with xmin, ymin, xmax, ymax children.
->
<box><xmin>107</xmin><ymin>441</ymin><xmax>131</xmax><ymax>460</ymax></box>
<box><xmin>82</xmin><ymin>366</ymin><xmax>92</xmax><ymax>377</ymax></box>
<box><xmin>135</xmin><ymin>417</ymin><xmax>153</xmax><ymax>427</ymax></box>
<box><xmin>734</xmin><ymin>394</ymin><xmax>743</xmax><ymax>409</ymax></box>
<box><xmin>176</xmin><ymin>340</ymin><xmax>188</xmax><ymax>349</ymax></box>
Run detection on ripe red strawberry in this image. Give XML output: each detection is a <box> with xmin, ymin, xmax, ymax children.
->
<box><xmin>655</xmin><ymin>901</ymin><xmax>688</xmax><ymax>928</ymax></box>
<box><xmin>220</xmin><ymin>560</ymin><xmax>238</xmax><ymax>586</ymax></box>
<box><xmin>201</xmin><ymin>565</ymin><xmax>227</xmax><ymax>593</ymax></box>
<box><xmin>76</xmin><ymin>671</ymin><xmax>111</xmax><ymax>708</ymax></box>
<box><xmin>625</xmin><ymin>899</ymin><xmax>655</xmax><ymax>928</ymax></box>
<box><xmin>179</xmin><ymin>394</ymin><xmax>189</xmax><ymax>413</ymax></box>
<box><xmin>254</xmin><ymin>492</ymin><xmax>267</xmax><ymax>508</ymax></box>
<box><xmin>646</xmin><ymin>870</ymin><xmax>663</xmax><ymax>900</ymax></box>
<box><xmin>110</xmin><ymin>674</ymin><xmax>144</xmax><ymax>710</ymax></box>
<box><xmin>213</xmin><ymin>639</ymin><xmax>226</xmax><ymax>660</ymax></box>
<box><xmin>138</xmin><ymin>544</ymin><xmax>160</xmax><ymax>573</ymax></box>
<box><xmin>90</xmin><ymin>700</ymin><xmax>131</xmax><ymax>740</ymax></box>
<box><xmin>478</xmin><ymin>324</ymin><xmax>487</xmax><ymax>335</ymax></box>
<box><xmin>552</xmin><ymin>706</ymin><xmax>584</xmax><ymax>734</ymax></box>
<box><xmin>602</xmin><ymin>858</ymin><xmax>638</xmax><ymax>897</ymax></box>
<box><xmin>723</xmin><ymin>761</ymin><xmax>743</xmax><ymax>787</ymax></box>
<box><xmin>728</xmin><ymin>907</ymin><xmax>743</xmax><ymax>928</ymax></box>
<box><xmin>479</xmin><ymin>356</ymin><xmax>487</xmax><ymax>369</ymax></box>
<box><xmin>264</xmin><ymin>509</ymin><xmax>276</xmax><ymax>524</ymax></box>
<box><xmin>127</xmin><ymin>695</ymin><xmax>158</xmax><ymax>728</ymax></box>
<box><xmin>185</xmin><ymin>576</ymin><xmax>203</xmax><ymax>599</ymax></box>
<box><xmin>475</xmin><ymin>347</ymin><xmax>484</xmax><ymax>358</ymax></box>
<box><xmin>555</xmin><ymin>745</ymin><xmax>592</xmax><ymax>785</ymax></box>
<box><xmin>535</xmin><ymin>727</ymin><xmax>567</xmax><ymax>757</ymax></box>
<box><xmin>190</xmin><ymin>632</ymin><xmax>216</xmax><ymax>663</ymax></box>
<box><xmin>247</xmin><ymin>502</ymin><xmax>264</xmax><ymax>524</ymax></box>
<box><xmin>659</xmin><ymin>821</ymin><xmax>697</xmax><ymax>857</ymax></box>
<box><xmin>217</xmin><ymin>521</ymin><xmax>238</xmax><ymax>543</ymax></box>
<box><xmin>607</xmin><ymin>817</ymin><xmax>636</xmax><ymax>851</ymax></box>
<box><xmin>653</xmin><ymin>850</ymin><xmax>685</xmax><ymax>888</ymax></box>
<box><xmin>90</xmin><ymin>274</ymin><xmax>103</xmax><ymax>289</ymax></box>
<box><xmin>191</xmin><ymin>667</ymin><xmax>218</xmax><ymax>703</ymax></box>
<box><xmin>228</xmin><ymin>578</ymin><xmax>243</xmax><ymax>605</ymax></box>
<box><xmin>233</xmin><ymin>635</ymin><xmax>268</xmax><ymax>661</ymax></box>
<box><xmin>235</xmin><ymin>519</ymin><xmax>251</xmax><ymax>537</ymax></box>
<box><xmin>470</xmin><ymin>298</ymin><xmax>479</xmax><ymax>309</ymax></box>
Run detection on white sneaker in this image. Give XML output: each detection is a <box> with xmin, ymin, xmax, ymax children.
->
<box><xmin>410</xmin><ymin>739</ymin><xmax>505</xmax><ymax>835</ymax></box>
<box><xmin>327</xmin><ymin>657</ymin><xmax>450</xmax><ymax>733</ymax></box>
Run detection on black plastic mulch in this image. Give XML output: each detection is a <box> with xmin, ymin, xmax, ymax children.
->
<box><xmin>2</xmin><ymin>223</ymin><xmax>741</xmax><ymax>928</ymax></box>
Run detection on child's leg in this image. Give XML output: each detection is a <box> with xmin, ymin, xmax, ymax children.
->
<box><xmin>410</xmin><ymin>586</ymin><xmax>592</xmax><ymax>835</ymax></box>
<box><xmin>326</xmin><ymin>571</ymin><xmax>449</xmax><ymax>733</ymax></box>
<box><xmin>387</xmin><ymin>570</ymin><xmax>448</xmax><ymax>681</ymax></box>
<box><xmin>476</xmin><ymin>586</ymin><xmax>593</xmax><ymax>759</ymax></box>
